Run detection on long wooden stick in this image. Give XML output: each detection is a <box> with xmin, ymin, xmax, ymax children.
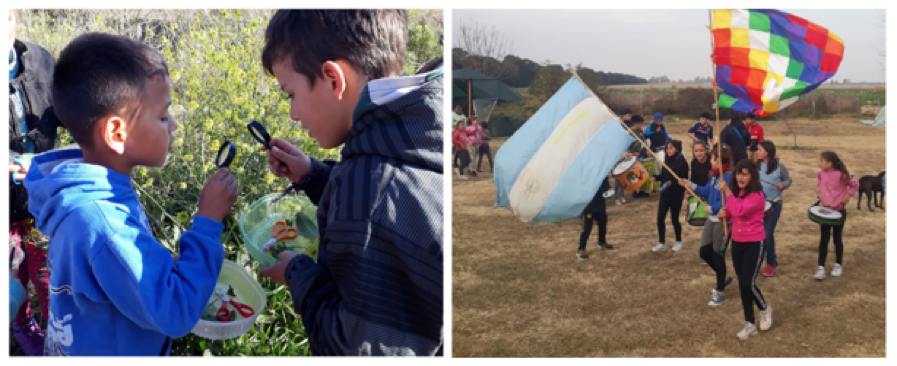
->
<box><xmin>569</xmin><ymin>71</ymin><xmax>708</xmax><ymax>208</ymax></box>
<box><xmin>709</xmin><ymin>10</ymin><xmax>729</xmax><ymax>237</ymax></box>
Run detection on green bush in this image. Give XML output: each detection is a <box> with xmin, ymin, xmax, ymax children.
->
<box><xmin>16</xmin><ymin>9</ymin><xmax>442</xmax><ymax>356</ymax></box>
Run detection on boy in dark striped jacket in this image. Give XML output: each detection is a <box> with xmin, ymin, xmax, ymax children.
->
<box><xmin>257</xmin><ymin>10</ymin><xmax>443</xmax><ymax>356</ymax></box>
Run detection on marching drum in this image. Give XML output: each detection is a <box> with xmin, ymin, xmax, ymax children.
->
<box><xmin>638</xmin><ymin>158</ymin><xmax>658</xmax><ymax>192</ymax></box>
<box><xmin>612</xmin><ymin>156</ymin><xmax>649</xmax><ymax>192</ymax></box>
<box><xmin>808</xmin><ymin>205</ymin><xmax>843</xmax><ymax>226</ymax></box>
<box><xmin>686</xmin><ymin>196</ymin><xmax>709</xmax><ymax>226</ymax></box>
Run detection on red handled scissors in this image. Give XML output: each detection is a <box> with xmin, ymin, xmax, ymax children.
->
<box><xmin>215</xmin><ymin>288</ymin><xmax>255</xmax><ymax>321</ymax></box>
<box><xmin>259</xmin><ymin>221</ymin><xmax>299</xmax><ymax>252</ymax></box>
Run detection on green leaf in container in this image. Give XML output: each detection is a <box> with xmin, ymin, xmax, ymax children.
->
<box><xmin>293</xmin><ymin>210</ymin><xmax>318</xmax><ymax>239</ymax></box>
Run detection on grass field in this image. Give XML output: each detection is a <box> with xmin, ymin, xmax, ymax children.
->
<box><xmin>452</xmin><ymin>116</ymin><xmax>886</xmax><ymax>357</ymax></box>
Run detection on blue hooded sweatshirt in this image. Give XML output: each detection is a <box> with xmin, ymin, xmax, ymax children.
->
<box><xmin>690</xmin><ymin>172</ymin><xmax>733</xmax><ymax>218</ymax></box>
<box><xmin>23</xmin><ymin>149</ymin><xmax>224</xmax><ymax>356</ymax></box>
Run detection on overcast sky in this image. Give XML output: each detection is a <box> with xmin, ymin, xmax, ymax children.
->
<box><xmin>453</xmin><ymin>9</ymin><xmax>886</xmax><ymax>83</ymax></box>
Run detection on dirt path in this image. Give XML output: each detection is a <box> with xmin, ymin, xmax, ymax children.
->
<box><xmin>452</xmin><ymin>117</ymin><xmax>886</xmax><ymax>357</ymax></box>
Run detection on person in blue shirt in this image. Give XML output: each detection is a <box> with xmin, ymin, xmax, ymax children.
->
<box><xmin>24</xmin><ymin>33</ymin><xmax>239</xmax><ymax>356</ymax></box>
<box><xmin>688</xmin><ymin>112</ymin><xmax>714</xmax><ymax>148</ymax></box>
<box><xmin>679</xmin><ymin>143</ymin><xmax>736</xmax><ymax>306</ymax></box>
<box><xmin>644</xmin><ymin>112</ymin><xmax>670</xmax><ymax>153</ymax></box>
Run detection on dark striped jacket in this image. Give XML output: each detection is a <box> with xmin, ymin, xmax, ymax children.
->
<box><xmin>283</xmin><ymin>71</ymin><xmax>444</xmax><ymax>356</ymax></box>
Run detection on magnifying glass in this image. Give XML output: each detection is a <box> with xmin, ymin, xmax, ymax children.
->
<box><xmin>248</xmin><ymin>120</ymin><xmax>271</xmax><ymax>149</ymax></box>
<box><xmin>216</xmin><ymin>141</ymin><xmax>236</xmax><ymax>168</ymax></box>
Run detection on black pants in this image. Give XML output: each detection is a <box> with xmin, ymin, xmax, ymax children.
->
<box><xmin>580</xmin><ymin>210</ymin><xmax>608</xmax><ymax>250</ymax></box>
<box><xmin>455</xmin><ymin>150</ymin><xmax>471</xmax><ymax>175</ymax></box>
<box><xmin>700</xmin><ymin>244</ymin><xmax>728</xmax><ymax>292</ymax></box>
<box><xmin>819</xmin><ymin>208</ymin><xmax>848</xmax><ymax>266</ymax></box>
<box><xmin>477</xmin><ymin>143</ymin><xmax>493</xmax><ymax>171</ymax></box>
<box><xmin>731</xmin><ymin>240</ymin><xmax>767</xmax><ymax>324</ymax></box>
<box><xmin>657</xmin><ymin>193</ymin><xmax>684</xmax><ymax>243</ymax></box>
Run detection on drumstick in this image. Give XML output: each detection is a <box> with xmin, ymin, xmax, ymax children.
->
<box><xmin>570</xmin><ymin>71</ymin><xmax>709</xmax><ymax>209</ymax></box>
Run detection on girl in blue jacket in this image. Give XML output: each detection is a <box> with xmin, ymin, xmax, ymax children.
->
<box><xmin>680</xmin><ymin>143</ymin><xmax>735</xmax><ymax>306</ymax></box>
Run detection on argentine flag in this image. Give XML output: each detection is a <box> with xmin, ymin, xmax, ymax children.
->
<box><xmin>494</xmin><ymin>75</ymin><xmax>634</xmax><ymax>224</ymax></box>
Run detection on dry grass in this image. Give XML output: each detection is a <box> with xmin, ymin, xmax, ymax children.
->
<box><xmin>452</xmin><ymin>117</ymin><xmax>886</xmax><ymax>357</ymax></box>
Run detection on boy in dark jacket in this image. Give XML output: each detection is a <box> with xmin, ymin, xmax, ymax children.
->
<box><xmin>25</xmin><ymin>33</ymin><xmax>238</xmax><ymax>355</ymax></box>
<box><xmin>8</xmin><ymin>9</ymin><xmax>64</xmax><ymax>355</ymax></box>
<box><xmin>644</xmin><ymin>112</ymin><xmax>670</xmax><ymax>152</ymax></box>
<box><xmin>258</xmin><ymin>10</ymin><xmax>443</xmax><ymax>356</ymax></box>
<box><xmin>578</xmin><ymin>177</ymin><xmax>614</xmax><ymax>259</ymax></box>
<box><xmin>720</xmin><ymin>116</ymin><xmax>750</xmax><ymax>164</ymax></box>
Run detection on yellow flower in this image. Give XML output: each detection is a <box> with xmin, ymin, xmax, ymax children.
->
<box><xmin>145</xmin><ymin>178</ymin><xmax>154</xmax><ymax>186</ymax></box>
<box><xmin>140</xmin><ymin>168</ymin><xmax>147</xmax><ymax>176</ymax></box>
<box><xmin>183</xmin><ymin>154</ymin><xmax>194</xmax><ymax>162</ymax></box>
<box><xmin>177</xmin><ymin>212</ymin><xmax>190</xmax><ymax>223</ymax></box>
<box><xmin>175</xmin><ymin>138</ymin><xmax>183</xmax><ymax>146</ymax></box>
<box><xmin>179</xmin><ymin>182</ymin><xmax>187</xmax><ymax>190</ymax></box>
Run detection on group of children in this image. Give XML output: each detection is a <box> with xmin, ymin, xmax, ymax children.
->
<box><xmin>578</xmin><ymin>109</ymin><xmax>861</xmax><ymax>340</ymax></box>
<box><xmin>452</xmin><ymin>110</ymin><xmax>493</xmax><ymax>180</ymax></box>
<box><xmin>11</xmin><ymin>10</ymin><xmax>444</xmax><ymax>356</ymax></box>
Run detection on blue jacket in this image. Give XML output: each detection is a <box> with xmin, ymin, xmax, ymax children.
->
<box><xmin>24</xmin><ymin>150</ymin><xmax>224</xmax><ymax>356</ymax></box>
<box><xmin>644</xmin><ymin>122</ymin><xmax>670</xmax><ymax>149</ymax></box>
<box><xmin>691</xmin><ymin>172</ymin><xmax>733</xmax><ymax>216</ymax></box>
<box><xmin>283</xmin><ymin>68</ymin><xmax>444</xmax><ymax>355</ymax></box>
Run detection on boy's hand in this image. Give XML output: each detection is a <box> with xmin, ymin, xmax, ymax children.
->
<box><xmin>9</xmin><ymin>164</ymin><xmax>26</xmax><ymax>182</ymax></box>
<box><xmin>678</xmin><ymin>178</ymin><xmax>689</xmax><ymax>187</ymax></box>
<box><xmin>718</xmin><ymin>179</ymin><xmax>730</xmax><ymax>194</ymax></box>
<box><xmin>263</xmin><ymin>138</ymin><xmax>312</xmax><ymax>183</ymax></box>
<box><xmin>196</xmin><ymin>168</ymin><xmax>238</xmax><ymax>223</ymax></box>
<box><xmin>260</xmin><ymin>251</ymin><xmax>301</xmax><ymax>286</ymax></box>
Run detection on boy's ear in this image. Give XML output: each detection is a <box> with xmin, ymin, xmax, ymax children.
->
<box><xmin>101</xmin><ymin>116</ymin><xmax>129</xmax><ymax>155</ymax></box>
<box><xmin>321</xmin><ymin>61</ymin><xmax>349</xmax><ymax>101</ymax></box>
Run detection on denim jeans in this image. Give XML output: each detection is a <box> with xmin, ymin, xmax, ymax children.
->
<box><xmin>763</xmin><ymin>200</ymin><xmax>783</xmax><ymax>265</ymax></box>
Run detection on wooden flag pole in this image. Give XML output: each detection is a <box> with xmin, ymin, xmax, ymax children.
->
<box><xmin>709</xmin><ymin>10</ymin><xmax>729</xmax><ymax>237</ymax></box>
<box><xmin>569</xmin><ymin>70</ymin><xmax>707</xmax><ymax>207</ymax></box>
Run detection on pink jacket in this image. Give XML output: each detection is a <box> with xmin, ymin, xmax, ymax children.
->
<box><xmin>725</xmin><ymin>191</ymin><xmax>766</xmax><ymax>243</ymax></box>
<box><xmin>817</xmin><ymin>170</ymin><xmax>859</xmax><ymax>211</ymax></box>
<box><xmin>465</xmin><ymin>125</ymin><xmax>482</xmax><ymax>145</ymax></box>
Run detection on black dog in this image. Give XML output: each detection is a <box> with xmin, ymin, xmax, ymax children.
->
<box><xmin>857</xmin><ymin>171</ymin><xmax>885</xmax><ymax>212</ymax></box>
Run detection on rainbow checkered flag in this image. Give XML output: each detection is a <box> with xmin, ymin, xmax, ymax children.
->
<box><xmin>711</xmin><ymin>9</ymin><xmax>844</xmax><ymax>117</ymax></box>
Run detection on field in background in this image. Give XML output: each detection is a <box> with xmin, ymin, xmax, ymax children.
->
<box><xmin>452</xmin><ymin>117</ymin><xmax>885</xmax><ymax>357</ymax></box>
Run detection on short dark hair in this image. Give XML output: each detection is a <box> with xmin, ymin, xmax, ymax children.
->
<box><xmin>262</xmin><ymin>10</ymin><xmax>408</xmax><ymax>86</ymax></box>
<box><xmin>622</xmin><ymin>108</ymin><xmax>632</xmax><ymax>115</ymax></box>
<box><xmin>745</xmin><ymin>112</ymin><xmax>756</xmax><ymax>119</ymax></box>
<box><xmin>730</xmin><ymin>159</ymin><xmax>763</xmax><ymax>198</ymax></box>
<box><xmin>631</xmin><ymin>115</ymin><xmax>644</xmax><ymax>124</ymax></box>
<box><xmin>700</xmin><ymin>112</ymin><xmax>711</xmax><ymax>119</ymax></box>
<box><xmin>53</xmin><ymin>33</ymin><xmax>168</xmax><ymax>149</ymax></box>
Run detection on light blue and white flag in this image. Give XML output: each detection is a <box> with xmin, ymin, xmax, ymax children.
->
<box><xmin>494</xmin><ymin>76</ymin><xmax>634</xmax><ymax>224</ymax></box>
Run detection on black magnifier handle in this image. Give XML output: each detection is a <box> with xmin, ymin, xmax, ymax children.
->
<box><xmin>247</xmin><ymin>120</ymin><xmax>272</xmax><ymax>149</ymax></box>
<box><xmin>216</xmin><ymin>141</ymin><xmax>237</xmax><ymax>169</ymax></box>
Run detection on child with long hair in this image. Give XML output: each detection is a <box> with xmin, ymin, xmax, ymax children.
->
<box><xmin>719</xmin><ymin>160</ymin><xmax>772</xmax><ymax>339</ymax></box>
<box><xmin>690</xmin><ymin>141</ymin><xmax>712</xmax><ymax>187</ymax></box>
<box><xmin>651</xmin><ymin>139</ymin><xmax>689</xmax><ymax>253</ymax></box>
<box><xmin>814</xmin><ymin>151</ymin><xmax>859</xmax><ymax>280</ymax></box>
<box><xmin>757</xmin><ymin>141</ymin><xmax>792</xmax><ymax>277</ymax></box>
<box><xmin>679</xmin><ymin>143</ymin><xmax>735</xmax><ymax>306</ymax></box>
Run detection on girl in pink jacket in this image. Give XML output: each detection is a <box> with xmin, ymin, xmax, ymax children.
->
<box><xmin>814</xmin><ymin>151</ymin><xmax>859</xmax><ymax>280</ymax></box>
<box><xmin>719</xmin><ymin>159</ymin><xmax>771</xmax><ymax>340</ymax></box>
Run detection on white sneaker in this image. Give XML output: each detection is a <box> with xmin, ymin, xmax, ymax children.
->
<box><xmin>672</xmin><ymin>241</ymin><xmax>683</xmax><ymax>252</ymax></box>
<box><xmin>652</xmin><ymin>243</ymin><xmax>667</xmax><ymax>253</ymax></box>
<box><xmin>459</xmin><ymin>175</ymin><xmax>469</xmax><ymax>180</ymax></box>
<box><xmin>737</xmin><ymin>322</ymin><xmax>758</xmax><ymax>340</ymax></box>
<box><xmin>814</xmin><ymin>266</ymin><xmax>826</xmax><ymax>280</ymax></box>
<box><xmin>615</xmin><ymin>199</ymin><xmax>622</xmax><ymax>206</ymax></box>
<box><xmin>759</xmin><ymin>305</ymin><xmax>773</xmax><ymax>331</ymax></box>
<box><xmin>832</xmin><ymin>263</ymin><xmax>843</xmax><ymax>277</ymax></box>
<box><xmin>456</xmin><ymin>168</ymin><xmax>463</xmax><ymax>177</ymax></box>
<box><xmin>621</xmin><ymin>197</ymin><xmax>627</xmax><ymax>204</ymax></box>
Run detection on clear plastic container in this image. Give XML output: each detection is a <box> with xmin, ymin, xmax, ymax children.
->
<box><xmin>238</xmin><ymin>193</ymin><xmax>317</xmax><ymax>267</ymax></box>
<box><xmin>190</xmin><ymin>260</ymin><xmax>266</xmax><ymax>340</ymax></box>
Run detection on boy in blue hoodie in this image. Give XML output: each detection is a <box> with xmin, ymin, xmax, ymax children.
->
<box><xmin>679</xmin><ymin>143</ymin><xmax>736</xmax><ymax>306</ymax></box>
<box><xmin>23</xmin><ymin>33</ymin><xmax>238</xmax><ymax>356</ymax></box>
<box><xmin>255</xmin><ymin>10</ymin><xmax>443</xmax><ymax>356</ymax></box>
